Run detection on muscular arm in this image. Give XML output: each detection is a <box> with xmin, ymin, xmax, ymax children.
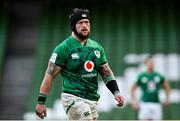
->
<box><xmin>36</xmin><ymin>61</ymin><xmax>62</xmax><ymax>119</ymax></box>
<box><xmin>162</xmin><ymin>80</ymin><xmax>171</xmax><ymax>104</ymax></box>
<box><xmin>39</xmin><ymin>61</ymin><xmax>62</xmax><ymax>95</ymax></box>
<box><xmin>99</xmin><ymin>63</ymin><xmax>124</xmax><ymax>106</ymax></box>
<box><xmin>99</xmin><ymin>63</ymin><xmax>115</xmax><ymax>81</ymax></box>
<box><xmin>99</xmin><ymin>63</ymin><xmax>119</xmax><ymax>94</ymax></box>
<box><xmin>130</xmin><ymin>83</ymin><xmax>138</xmax><ymax>101</ymax></box>
<box><xmin>130</xmin><ymin>82</ymin><xmax>139</xmax><ymax>110</ymax></box>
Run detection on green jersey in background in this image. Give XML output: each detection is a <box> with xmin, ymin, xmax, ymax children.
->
<box><xmin>50</xmin><ymin>36</ymin><xmax>107</xmax><ymax>101</ymax></box>
<box><xmin>136</xmin><ymin>72</ymin><xmax>165</xmax><ymax>103</ymax></box>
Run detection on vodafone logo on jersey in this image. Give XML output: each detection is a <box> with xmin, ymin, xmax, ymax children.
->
<box><xmin>84</xmin><ymin>60</ymin><xmax>94</xmax><ymax>72</ymax></box>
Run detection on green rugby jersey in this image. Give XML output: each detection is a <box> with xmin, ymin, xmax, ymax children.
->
<box><xmin>136</xmin><ymin>71</ymin><xmax>165</xmax><ymax>103</ymax></box>
<box><xmin>50</xmin><ymin>36</ymin><xmax>108</xmax><ymax>101</ymax></box>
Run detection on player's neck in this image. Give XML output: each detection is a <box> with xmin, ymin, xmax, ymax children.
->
<box><xmin>147</xmin><ymin>68</ymin><xmax>153</xmax><ymax>73</ymax></box>
<box><xmin>72</xmin><ymin>32</ymin><xmax>87</xmax><ymax>45</ymax></box>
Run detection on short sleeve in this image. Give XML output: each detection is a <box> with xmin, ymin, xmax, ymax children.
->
<box><xmin>99</xmin><ymin>46</ymin><xmax>107</xmax><ymax>64</ymax></box>
<box><xmin>136</xmin><ymin>74</ymin><xmax>142</xmax><ymax>86</ymax></box>
<box><xmin>49</xmin><ymin>43</ymin><xmax>67</xmax><ymax>67</ymax></box>
<box><xmin>160</xmin><ymin>74</ymin><xmax>165</xmax><ymax>84</ymax></box>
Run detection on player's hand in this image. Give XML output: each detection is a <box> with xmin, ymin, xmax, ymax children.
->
<box><xmin>35</xmin><ymin>104</ymin><xmax>47</xmax><ymax>119</ymax></box>
<box><xmin>115</xmin><ymin>95</ymin><xmax>124</xmax><ymax>107</ymax></box>
<box><xmin>131</xmin><ymin>102</ymin><xmax>139</xmax><ymax>110</ymax></box>
<box><xmin>164</xmin><ymin>98</ymin><xmax>170</xmax><ymax>106</ymax></box>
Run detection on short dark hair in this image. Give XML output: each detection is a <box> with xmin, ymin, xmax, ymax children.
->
<box><xmin>69</xmin><ymin>8</ymin><xmax>90</xmax><ymax>32</ymax></box>
<box><xmin>144</xmin><ymin>55</ymin><xmax>154</xmax><ymax>63</ymax></box>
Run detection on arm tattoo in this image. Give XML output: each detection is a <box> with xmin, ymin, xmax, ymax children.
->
<box><xmin>99</xmin><ymin>63</ymin><xmax>114</xmax><ymax>80</ymax></box>
<box><xmin>46</xmin><ymin>61</ymin><xmax>61</xmax><ymax>78</ymax></box>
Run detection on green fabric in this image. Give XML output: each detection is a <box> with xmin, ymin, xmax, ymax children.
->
<box><xmin>136</xmin><ymin>71</ymin><xmax>165</xmax><ymax>102</ymax></box>
<box><xmin>39</xmin><ymin>93</ymin><xmax>47</xmax><ymax>97</ymax></box>
<box><xmin>104</xmin><ymin>75</ymin><xmax>115</xmax><ymax>84</ymax></box>
<box><xmin>50</xmin><ymin>36</ymin><xmax>107</xmax><ymax>101</ymax></box>
<box><xmin>38</xmin><ymin>93</ymin><xmax>47</xmax><ymax>104</ymax></box>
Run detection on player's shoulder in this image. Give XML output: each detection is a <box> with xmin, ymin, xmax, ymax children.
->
<box><xmin>54</xmin><ymin>37</ymin><xmax>70</xmax><ymax>51</ymax></box>
<box><xmin>61</xmin><ymin>36</ymin><xmax>73</xmax><ymax>45</ymax></box>
<box><xmin>138</xmin><ymin>72</ymin><xmax>146</xmax><ymax>76</ymax></box>
<box><xmin>153</xmin><ymin>71</ymin><xmax>165</xmax><ymax>77</ymax></box>
<box><xmin>137</xmin><ymin>72</ymin><xmax>148</xmax><ymax>79</ymax></box>
<box><xmin>88</xmin><ymin>38</ymin><xmax>103</xmax><ymax>48</ymax></box>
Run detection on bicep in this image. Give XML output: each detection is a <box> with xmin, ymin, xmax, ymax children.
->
<box><xmin>163</xmin><ymin>80</ymin><xmax>171</xmax><ymax>90</ymax></box>
<box><xmin>131</xmin><ymin>83</ymin><xmax>138</xmax><ymax>91</ymax></box>
<box><xmin>46</xmin><ymin>61</ymin><xmax>62</xmax><ymax>78</ymax></box>
<box><xmin>99</xmin><ymin>63</ymin><xmax>114</xmax><ymax>80</ymax></box>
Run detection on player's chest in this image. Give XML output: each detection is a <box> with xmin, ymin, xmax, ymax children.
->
<box><xmin>140</xmin><ymin>75</ymin><xmax>161</xmax><ymax>90</ymax></box>
<box><xmin>65</xmin><ymin>47</ymin><xmax>101</xmax><ymax>71</ymax></box>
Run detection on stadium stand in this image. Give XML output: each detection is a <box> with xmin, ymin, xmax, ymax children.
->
<box><xmin>27</xmin><ymin>6</ymin><xmax>69</xmax><ymax>111</ymax></box>
<box><xmin>0</xmin><ymin>2</ymin><xmax>40</xmax><ymax>119</ymax></box>
<box><xmin>0</xmin><ymin>6</ymin><xmax>9</xmax><ymax>78</ymax></box>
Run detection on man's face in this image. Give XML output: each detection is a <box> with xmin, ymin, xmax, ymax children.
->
<box><xmin>145</xmin><ymin>58</ymin><xmax>154</xmax><ymax>70</ymax></box>
<box><xmin>75</xmin><ymin>19</ymin><xmax>90</xmax><ymax>39</ymax></box>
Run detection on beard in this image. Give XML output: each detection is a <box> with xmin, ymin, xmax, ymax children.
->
<box><xmin>74</xmin><ymin>30</ymin><xmax>90</xmax><ymax>40</ymax></box>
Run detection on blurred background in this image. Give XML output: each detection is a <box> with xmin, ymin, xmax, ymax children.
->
<box><xmin>0</xmin><ymin>0</ymin><xmax>180</xmax><ymax>120</ymax></box>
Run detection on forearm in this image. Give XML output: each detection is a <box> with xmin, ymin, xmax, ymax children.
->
<box><xmin>99</xmin><ymin>63</ymin><xmax>115</xmax><ymax>81</ymax></box>
<box><xmin>40</xmin><ymin>73</ymin><xmax>54</xmax><ymax>95</ymax></box>
<box><xmin>99</xmin><ymin>63</ymin><xmax>120</xmax><ymax>95</ymax></box>
<box><xmin>106</xmin><ymin>80</ymin><xmax>120</xmax><ymax>95</ymax></box>
<box><xmin>37</xmin><ymin>61</ymin><xmax>61</xmax><ymax>104</ymax></box>
<box><xmin>164</xmin><ymin>81</ymin><xmax>171</xmax><ymax>100</ymax></box>
<box><xmin>130</xmin><ymin>84</ymin><xmax>137</xmax><ymax>101</ymax></box>
<box><xmin>131</xmin><ymin>89</ymin><xmax>135</xmax><ymax>99</ymax></box>
<box><xmin>131</xmin><ymin>92</ymin><xmax>136</xmax><ymax>100</ymax></box>
<box><xmin>165</xmin><ymin>88</ymin><xmax>170</xmax><ymax>99</ymax></box>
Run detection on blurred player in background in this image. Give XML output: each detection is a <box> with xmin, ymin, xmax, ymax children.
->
<box><xmin>35</xmin><ymin>8</ymin><xmax>124</xmax><ymax>120</ymax></box>
<box><xmin>130</xmin><ymin>55</ymin><xmax>171</xmax><ymax>121</ymax></box>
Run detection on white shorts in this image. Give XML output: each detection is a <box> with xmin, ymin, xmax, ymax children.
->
<box><xmin>61</xmin><ymin>93</ymin><xmax>99</xmax><ymax>120</ymax></box>
<box><xmin>138</xmin><ymin>102</ymin><xmax>162</xmax><ymax>120</ymax></box>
